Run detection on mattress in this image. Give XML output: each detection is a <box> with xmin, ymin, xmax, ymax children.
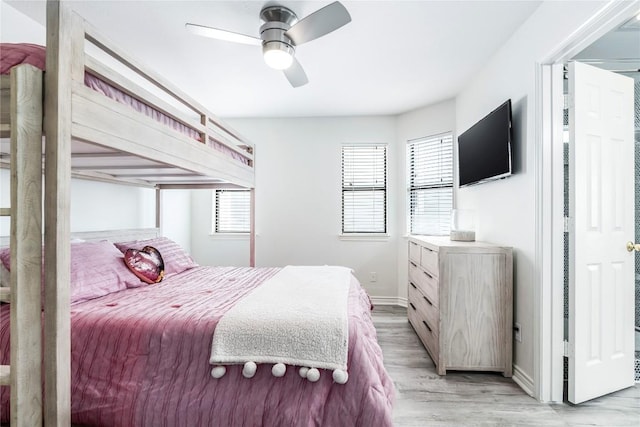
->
<box><xmin>0</xmin><ymin>43</ymin><xmax>249</xmax><ymax>165</ymax></box>
<box><xmin>0</xmin><ymin>266</ymin><xmax>395</xmax><ymax>426</ymax></box>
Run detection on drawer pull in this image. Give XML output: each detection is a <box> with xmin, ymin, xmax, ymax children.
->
<box><xmin>409</xmin><ymin>303</ymin><xmax>416</xmax><ymax>311</ymax></box>
<box><xmin>423</xmin><ymin>271</ymin><xmax>433</xmax><ymax>279</ymax></box>
<box><xmin>410</xmin><ymin>262</ymin><xmax>417</xmax><ymax>268</ymax></box>
<box><xmin>422</xmin><ymin>320</ymin><xmax>432</xmax><ymax>332</ymax></box>
<box><xmin>423</xmin><ymin>295</ymin><xmax>433</xmax><ymax>306</ymax></box>
<box><xmin>410</xmin><ymin>282</ymin><xmax>417</xmax><ymax>290</ymax></box>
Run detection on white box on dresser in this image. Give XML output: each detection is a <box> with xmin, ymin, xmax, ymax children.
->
<box><xmin>407</xmin><ymin>236</ymin><xmax>513</xmax><ymax>377</ymax></box>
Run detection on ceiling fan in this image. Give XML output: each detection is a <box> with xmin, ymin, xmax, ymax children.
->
<box><xmin>185</xmin><ymin>1</ymin><xmax>351</xmax><ymax>88</ymax></box>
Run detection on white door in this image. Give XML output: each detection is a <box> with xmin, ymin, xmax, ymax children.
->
<box><xmin>568</xmin><ymin>61</ymin><xmax>635</xmax><ymax>404</ymax></box>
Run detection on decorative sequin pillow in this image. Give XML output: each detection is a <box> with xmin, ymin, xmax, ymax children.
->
<box><xmin>123</xmin><ymin>246</ymin><xmax>165</xmax><ymax>285</ymax></box>
<box><xmin>115</xmin><ymin>237</ymin><xmax>197</xmax><ymax>277</ymax></box>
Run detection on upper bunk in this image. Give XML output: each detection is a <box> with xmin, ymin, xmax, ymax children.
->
<box><xmin>0</xmin><ymin>4</ymin><xmax>255</xmax><ymax>190</ymax></box>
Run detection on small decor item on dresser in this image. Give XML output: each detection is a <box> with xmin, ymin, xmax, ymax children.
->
<box><xmin>450</xmin><ymin>209</ymin><xmax>476</xmax><ymax>241</ymax></box>
<box><xmin>124</xmin><ymin>246</ymin><xmax>165</xmax><ymax>284</ymax></box>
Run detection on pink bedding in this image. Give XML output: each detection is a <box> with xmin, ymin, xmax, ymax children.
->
<box><xmin>0</xmin><ymin>43</ymin><xmax>250</xmax><ymax>165</ymax></box>
<box><xmin>0</xmin><ymin>266</ymin><xmax>395</xmax><ymax>426</ymax></box>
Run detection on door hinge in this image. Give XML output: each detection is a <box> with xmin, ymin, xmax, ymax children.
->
<box><xmin>563</xmin><ymin>340</ymin><xmax>569</xmax><ymax>357</ymax></box>
<box><xmin>563</xmin><ymin>217</ymin><xmax>571</xmax><ymax>233</ymax></box>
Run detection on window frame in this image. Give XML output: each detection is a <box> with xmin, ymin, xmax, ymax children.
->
<box><xmin>341</xmin><ymin>143</ymin><xmax>388</xmax><ymax>235</ymax></box>
<box><xmin>212</xmin><ymin>189</ymin><xmax>251</xmax><ymax>235</ymax></box>
<box><xmin>407</xmin><ymin>132</ymin><xmax>454</xmax><ymax>236</ymax></box>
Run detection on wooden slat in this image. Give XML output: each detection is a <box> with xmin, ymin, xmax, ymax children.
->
<box><xmin>1</xmin><ymin>75</ymin><xmax>10</xmax><ymax>126</ymax></box>
<box><xmin>84</xmin><ymin>55</ymin><xmax>208</xmax><ymax>137</ymax></box>
<box><xmin>43</xmin><ymin>2</ymin><xmax>78</xmax><ymax>425</ymax></box>
<box><xmin>157</xmin><ymin>183</ymin><xmax>242</xmax><ymax>190</ymax></box>
<box><xmin>72</xmin><ymin>227</ymin><xmax>160</xmax><ymax>243</ymax></box>
<box><xmin>0</xmin><ymin>286</ymin><xmax>9</xmax><ymax>303</ymax></box>
<box><xmin>250</xmin><ymin>188</ymin><xmax>256</xmax><ymax>268</ymax></box>
<box><xmin>0</xmin><ymin>208</ymin><xmax>10</xmax><ymax>216</ymax></box>
<box><xmin>0</xmin><ymin>123</ymin><xmax>10</xmax><ymax>138</ymax></box>
<box><xmin>207</xmin><ymin>132</ymin><xmax>254</xmax><ymax>161</ymax></box>
<box><xmin>206</xmin><ymin>116</ymin><xmax>252</xmax><ymax>148</ymax></box>
<box><xmin>71</xmin><ymin>85</ymin><xmax>254</xmax><ymax>188</ymax></box>
<box><xmin>0</xmin><ymin>365</ymin><xmax>10</xmax><ymax>386</ymax></box>
<box><xmin>83</xmin><ymin>22</ymin><xmax>210</xmax><ymax>118</ymax></box>
<box><xmin>82</xmin><ymin>22</ymin><xmax>256</xmax><ymax>163</ymax></box>
<box><xmin>71</xmin><ymin>170</ymin><xmax>157</xmax><ymax>188</ymax></box>
<box><xmin>10</xmin><ymin>62</ymin><xmax>44</xmax><ymax>426</ymax></box>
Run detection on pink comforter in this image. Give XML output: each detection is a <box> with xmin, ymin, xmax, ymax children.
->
<box><xmin>0</xmin><ymin>266</ymin><xmax>395</xmax><ymax>426</ymax></box>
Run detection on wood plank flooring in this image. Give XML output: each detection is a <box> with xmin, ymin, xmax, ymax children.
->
<box><xmin>373</xmin><ymin>305</ymin><xmax>639</xmax><ymax>427</ymax></box>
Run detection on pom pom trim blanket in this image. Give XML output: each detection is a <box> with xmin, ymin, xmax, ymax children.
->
<box><xmin>210</xmin><ymin>265</ymin><xmax>350</xmax><ymax>372</ymax></box>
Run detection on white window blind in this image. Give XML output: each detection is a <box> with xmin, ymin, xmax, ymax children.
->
<box><xmin>214</xmin><ymin>189</ymin><xmax>250</xmax><ymax>233</ymax></box>
<box><xmin>408</xmin><ymin>133</ymin><xmax>453</xmax><ymax>235</ymax></box>
<box><xmin>341</xmin><ymin>145</ymin><xmax>387</xmax><ymax>234</ymax></box>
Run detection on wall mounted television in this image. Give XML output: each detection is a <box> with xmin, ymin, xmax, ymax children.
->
<box><xmin>457</xmin><ymin>99</ymin><xmax>513</xmax><ymax>187</ymax></box>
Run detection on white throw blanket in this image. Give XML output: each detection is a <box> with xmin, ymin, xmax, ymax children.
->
<box><xmin>210</xmin><ymin>266</ymin><xmax>351</xmax><ymax>372</ymax></box>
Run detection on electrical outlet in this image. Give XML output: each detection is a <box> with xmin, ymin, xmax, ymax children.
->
<box><xmin>369</xmin><ymin>272</ymin><xmax>377</xmax><ymax>282</ymax></box>
<box><xmin>514</xmin><ymin>323</ymin><xmax>522</xmax><ymax>343</ymax></box>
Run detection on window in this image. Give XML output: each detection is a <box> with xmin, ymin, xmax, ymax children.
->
<box><xmin>341</xmin><ymin>145</ymin><xmax>387</xmax><ymax>234</ymax></box>
<box><xmin>213</xmin><ymin>189</ymin><xmax>250</xmax><ymax>233</ymax></box>
<box><xmin>407</xmin><ymin>133</ymin><xmax>453</xmax><ymax>235</ymax></box>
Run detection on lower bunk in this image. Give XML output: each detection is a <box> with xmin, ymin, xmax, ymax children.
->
<box><xmin>0</xmin><ymin>238</ymin><xmax>395</xmax><ymax>426</ymax></box>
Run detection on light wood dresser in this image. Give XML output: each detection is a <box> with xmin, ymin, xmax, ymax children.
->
<box><xmin>407</xmin><ymin>236</ymin><xmax>513</xmax><ymax>377</ymax></box>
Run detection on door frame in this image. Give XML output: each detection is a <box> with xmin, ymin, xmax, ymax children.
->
<box><xmin>535</xmin><ymin>1</ymin><xmax>639</xmax><ymax>403</ymax></box>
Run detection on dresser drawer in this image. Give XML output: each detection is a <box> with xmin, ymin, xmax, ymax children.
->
<box><xmin>409</xmin><ymin>261</ymin><xmax>439</xmax><ymax>307</ymax></box>
<box><xmin>408</xmin><ymin>306</ymin><xmax>439</xmax><ymax>361</ymax></box>
<box><xmin>408</xmin><ymin>282</ymin><xmax>439</xmax><ymax>336</ymax></box>
<box><xmin>409</xmin><ymin>241</ymin><xmax>421</xmax><ymax>263</ymax></box>
<box><xmin>420</xmin><ymin>246</ymin><xmax>439</xmax><ymax>277</ymax></box>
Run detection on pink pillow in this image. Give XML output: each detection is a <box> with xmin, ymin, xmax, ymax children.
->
<box><xmin>0</xmin><ymin>241</ymin><xmax>137</xmax><ymax>304</ymax></box>
<box><xmin>69</xmin><ymin>241</ymin><xmax>137</xmax><ymax>302</ymax></box>
<box><xmin>114</xmin><ymin>237</ymin><xmax>197</xmax><ymax>277</ymax></box>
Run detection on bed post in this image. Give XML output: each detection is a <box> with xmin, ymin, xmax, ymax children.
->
<box><xmin>9</xmin><ymin>65</ymin><xmax>44</xmax><ymax>427</ymax></box>
<box><xmin>250</xmin><ymin>187</ymin><xmax>255</xmax><ymax>267</ymax></box>
<box><xmin>156</xmin><ymin>187</ymin><xmax>162</xmax><ymax>230</ymax></box>
<box><xmin>44</xmin><ymin>1</ymin><xmax>83</xmax><ymax>425</ymax></box>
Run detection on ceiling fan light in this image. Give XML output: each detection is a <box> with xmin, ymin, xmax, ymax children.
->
<box><xmin>263</xmin><ymin>42</ymin><xmax>294</xmax><ymax>70</ymax></box>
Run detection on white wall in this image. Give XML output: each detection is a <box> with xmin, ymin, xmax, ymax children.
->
<box><xmin>1</xmin><ymin>1</ymin><xmax>44</xmax><ymax>44</ymax></box>
<box><xmin>454</xmin><ymin>0</ymin><xmax>607</xmax><ymax>392</ymax></box>
<box><xmin>1</xmin><ymin>170</ymin><xmax>191</xmax><ymax>250</ymax></box>
<box><xmin>191</xmin><ymin>116</ymin><xmax>400</xmax><ymax>298</ymax></box>
<box><xmin>394</xmin><ymin>99</ymin><xmax>457</xmax><ymax>301</ymax></box>
<box><xmin>1</xmin><ymin>170</ymin><xmax>157</xmax><ymax>235</ymax></box>
<box><xmin>159</xmin><ymin>189</ymin><xmax>192</xmax><ymax>251</ymax></box>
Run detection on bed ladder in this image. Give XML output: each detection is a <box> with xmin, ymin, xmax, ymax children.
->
<box><xmin>1</xmin><ymin>64</ymin><xmax>44</xmax><ymax>426</ymax></box>
<box><xmin>0</xmin><ymin>207</ymin><xmax>9</xmax><ymax>386</ymax></box>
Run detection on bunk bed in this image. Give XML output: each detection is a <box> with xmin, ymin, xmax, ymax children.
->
<box><xmin>0</xmin><ymin>1</ymin><xmax>395</xmax><ymax>426</ymax></box>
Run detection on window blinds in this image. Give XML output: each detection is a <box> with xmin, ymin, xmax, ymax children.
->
<box><xmin>341</xmin><ymin>145</ymin><xmax>387</xmax><ymax>233</ymax></box>
<box><xmin>215</xmin><ymin>189</ymin><xmax>250</xmax><ymax>233</ymax></box>
<box><xmin>408</xmin><ymin>133</ymin><xmax>453</xmax><ymax>235</ymax></box>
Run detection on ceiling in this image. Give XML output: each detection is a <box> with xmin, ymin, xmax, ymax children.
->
<box><xmin>3</xmin><ymin>0</ymin><xmax>543</xmax><ymax>118</ymax></box>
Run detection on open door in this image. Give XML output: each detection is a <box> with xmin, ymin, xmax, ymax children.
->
<box><xmin>568</xmin><ymin>61</ymin><xmax>635</xmax><ymax>404</ymax></box>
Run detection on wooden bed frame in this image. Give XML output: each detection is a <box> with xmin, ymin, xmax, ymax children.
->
<box><xmin>0</xmin><ymin>1</ymin><xmax>256</xmax><ymax>424</ymax></box>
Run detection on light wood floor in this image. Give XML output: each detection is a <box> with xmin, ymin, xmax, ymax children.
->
<box><xmin>373</xmin><ymin>305</ymin><xmax>640</xmax><ymax>427</ymax></box>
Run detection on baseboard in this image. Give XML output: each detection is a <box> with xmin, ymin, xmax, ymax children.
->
<box><xmin>512</xmin><ymin>364</ymin><xmax>535</xmax><ymax>398</ymax></box>
<box><xmin>370</xmin><ymin>296</ymin><xmax>407</xmax><ymax>307</ymax></box>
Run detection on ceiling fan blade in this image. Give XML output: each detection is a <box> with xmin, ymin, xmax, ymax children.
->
<box><xmin>185</xmin><ymin>23</ymin><xmax>262</xmax><ymax>46</ymax></box>
<box><xmin>285</xmin><ymin>1</ymin><xmax>351</xmax><ymax>45</ymax></box>
<box><xmin>283</xmin><ymin>58</ymin><xmax>309</xmax><ymax>88</ymax></box>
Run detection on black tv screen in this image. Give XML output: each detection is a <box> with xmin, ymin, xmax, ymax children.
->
<box><xmin>458</xmin><ymin>99</ymin><xmax>512</xmax><ymax>187</ymax></box>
